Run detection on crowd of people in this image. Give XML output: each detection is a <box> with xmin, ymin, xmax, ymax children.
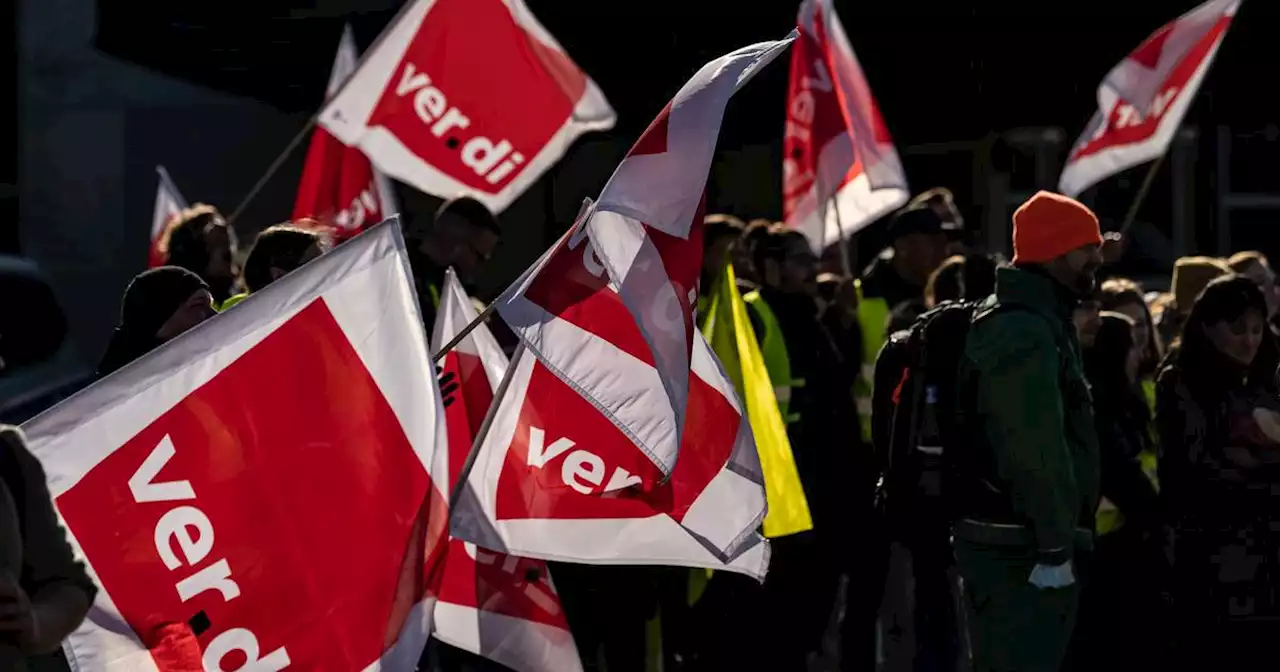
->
<box><xmin>5</xmin><ymin>183</ymin><xmax>1280</xmax><ymax>671</ymax></box>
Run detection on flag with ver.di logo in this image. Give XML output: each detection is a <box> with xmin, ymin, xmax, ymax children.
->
<box><xmin>23</xmin><ymin>219</ymin><xmax>450</xmax><ymax>671</ymax></box>
<box><xmin>318</xmin><ymin>0</ymin><xmax>616</xmax><ymax>214</ymax></box>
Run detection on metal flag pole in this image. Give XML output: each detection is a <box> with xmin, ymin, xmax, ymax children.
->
<box><xmin>830</xmin><ymin>196</ymin><xmax>853</xmax><ymax>277</ymax></box>
<box><xmin>225</xmin><ymin>2</ymin><xmax>420</xmax><ymax>225</ymax></box>
<box><xmin>1117</xmin><ymin>151</ymin><xmax>1168</xmax><ymax>236</ymax></box>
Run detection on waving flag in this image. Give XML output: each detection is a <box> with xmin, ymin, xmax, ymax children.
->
<box><xmin>294</xmin><ymin>25</ymin><xmax>399</xmax><ymax>242</ymax></box>
<box><xmin>430</xmin><ymin>269</ymin><xmax>580</xmax><ymax>672</ymax></box>
<box><xmin>450</xmin><ymin>215</ymin><xmax>769</xmax><ymax>575</ymax></box>
<box><xmin>318</xmin><ymin>0</ymin><xmax>615</xmax><ymax>214</ymax></box>
<box><xmin>24</xmin><ymin>219</ymin><xmax>448</xmax><ymax>671</ymax></box>
<box><xmin>1059</xmin><ymin>0</ymin><xmax>1241</xmax><ymax>196</ymax></box>
<box><xmin>496</xmin><ymin>36</ymin><xmax>796</xmax><ymax>488</ymax></box>
<box><xmin>148</xmin><ymin>166</ymin><xmax>188</xmax><ymax>268</ymax></box>
<box><xmin>784</xmin><ymin>0</ymin><xmax>909</xmax><ymax>250</ymax></box>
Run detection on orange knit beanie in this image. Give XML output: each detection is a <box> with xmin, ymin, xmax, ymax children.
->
<box><xmin>1011</xmin><ymin>191</ymin><xmax>1103</xmax><ymax>265</ymax></box>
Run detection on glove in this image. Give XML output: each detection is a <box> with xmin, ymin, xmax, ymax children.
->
<box><xmin>436</xmin><ymin>365</ymin><xmax>459</xmax><ymax>408</ymax></box>
<box><xmin>1028</xmin><ymin>560</ymin><xmax>1075</xmax><ymax>589</ymax></box>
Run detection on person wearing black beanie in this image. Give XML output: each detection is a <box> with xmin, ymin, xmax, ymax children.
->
<box><xmin>96</xmin><ymin>267</ymin><xmax>214</xmax><ymax>379</ymax></box>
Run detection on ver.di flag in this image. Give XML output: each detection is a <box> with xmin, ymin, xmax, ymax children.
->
<box><xmin>23</xmin><ymin>219</ymin><xmax>449</xmax><ymax>671</ymax></box>
<box><xmin>495</xmin><ymin>35</ymin><xmax>797</xmax><ymax>490</ymax></box>
<box><xmin>148</xmin><ymin>166</ymin><xmax>188</xmax><ymax>268</ymax></box>
<box><xmin>318</xmin><ymin>0</ymin><xmax>616</xmax><ymax>214</ymax></box>
<box><xmin>1058</xmin><ymin>0</ymin><xmax>1241</xmax><ymax>197</ymax></box>
<box><xmin>783</xmin><ymin>0</ymin><xmax>908</xmax><ymax>250</ymax></box>
<box><xmin>430</xmin><ymin>269</ymin><xmax>581</xmax><ymax>672</ymax></box>
<box><xmin>294</xmin><ymin>25</ymin><xmax>399</xmax><ymax>243</ymax></box>
<box><xmin>449</xmin><ymin>216</ymin><xmax>769</xmax><ymax>578</ymax></box>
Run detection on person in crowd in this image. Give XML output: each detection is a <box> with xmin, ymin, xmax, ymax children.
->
<box><xmin>403</xmin><ymin>196</ymin><xmax>501</xmax><ymax>331</ymax></box>
<box><xmin>1155</xmin><ymin>256</ymin><xmax>1230</xmax><ymax>347</ymax></box>
<box><xmin>862</xmin><ymin>204</ymin><xmax>957</xmax><ymax>312</ymax></box>
<box><xmin>96</xmin><ymin>267</ymin><xmax>215</xmax><ymax>379</ymax></box>
<box><xmin>158</xmin><ymin>204</ymin><xmax>240</xmax><ymax>309</ymax></box>
<box><xmin>954</xmin><ymin>191</ymin><xmax>1103</xmax><ymax>672</ymax></box>
<box><xmin>1072</xmin><ymin>287</ymin><xmax>1103</xmax><ymax>348</ymax></box>
<box><xmin>907</xmin><ymin>187</ymin><xmax>967</xmax><ymax>256</ymax></box>
<box><xmin>1068</xmin><ymin>312</ymin><xmax>1163</xmax><ymax>671</ymax></box>
<box><xmin>0</xmin><ymin>426</ymin><xmax>96</xmax><ymax>669</ymax></box>
<box><xmin>219</xmin><ymin>223</ymin><xmax>328</xmax><ymax>311</ymax></box>
<box><xmin>1155</xmin><ymin>274</ymin><xmax>1280</xmax><ymax>669</ymax></box>
<box><xmin>741</xmin><ymin>227</ymin><xmax>862</xmax><ymax>669</ymax></box>
<box><xmin>1100</xmin><ymin>278</ymin><xmax>1163</xmax><ymax>412</ymax></box>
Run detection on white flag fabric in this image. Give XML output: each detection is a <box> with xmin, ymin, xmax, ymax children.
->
<box><xmin>784</xmin><ymin>0</ymin><xmax>909</xmax><ymax>250</ymax></box>
<box><xmin>450</xmin><ymin>217</ymin><xmax>769</xmax><ymax>577</ymax></box>
<box><xmin>318</xmin><ymin>0</ymin><xmax>615</xmax><ymax>214</ymax></box>
<box><xmin>148</xmin><ymin>166</ymin><xmax>188</xmax><ymax>268</ymax></box>
<box><xmin>23</xmin><ymin>219</ymin><xmax>449</xmax><ymax>671</ymax></box>
<box><xmin>429</xmin><ymin>269</ymin><xmax>581</xmax><ymax>672</ymax></box>
<box><xmin>1058</xmin><ymin>0</ymin><xmax>1241</xmax><ymax>197</ymax></box>
<box><xmin>496</xmin><ymin>35</ymin><xmax>796</xmax><ymax>486</ymax></box>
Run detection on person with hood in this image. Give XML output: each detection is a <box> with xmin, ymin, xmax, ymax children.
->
<box><xmin>954</xmin><ymin>191</ymin><xmax>1103</xmax><ymax>672</ymax></box>
<box><xmin>0</xmin><ymin>426</ymin><xmax>96</xmax><ymax>670</ymax></box>
<box><xmin>96</xmin><ymin>267</ymin><xmax>214</xmax><ymax>379</ymax></box>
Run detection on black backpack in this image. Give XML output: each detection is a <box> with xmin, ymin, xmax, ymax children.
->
<box><xmin>872</xmin><ymin>301</ymin><xmax>981</xmax><ymax>521</ymax></box>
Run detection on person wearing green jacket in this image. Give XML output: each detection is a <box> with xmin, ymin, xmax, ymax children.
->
<box><xmin>954</xmin><ymin>191</ymin><xmax>1104</xmax><ymax>672</ymax></box>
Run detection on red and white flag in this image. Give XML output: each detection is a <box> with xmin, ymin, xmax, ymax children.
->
<box><xmin>450</xmin><ymin>220</ymin><xmax>769</xmax><ymax>576</ymax></box>
<box><xmin>497</xmin><ymin>36</ymin><xmax>796</xmax><ymax>489</ymax></box>
<box><xmin>148</xmin><ymin>166</ymin><xmax>188</xmax><ymax>268</ymax></box>
<box><xmin>318</xmin><ymin>0</ymin><xmax>615</xmax><ymax>215</ymax></box>
<box><xmin>429</xmin><ymin>269</ymin><xmax>581</xmax><ymax>672</ymax></box>
<box><xmin>783</xmin><ymin>0</ymin><xmax>909</xmax><ymax>250</ymax></box>
<box><xmin>23</xmin><ymin>219</ymin><xmax>449</xmax><ymax>671</ymax></box>
<box><xmin>1059</xmin><ymin>0</ymin><xmax>1242</xmax><ymax>197</ymax></box>
<box><xmin>294</xmin><ymin>25</ymin><xmax>399</xmax><ymax>243</ymax></box>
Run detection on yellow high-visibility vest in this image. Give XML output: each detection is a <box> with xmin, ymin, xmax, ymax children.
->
<box><xmin>853</xmin><ymin>280</ymin><xmax>890</xmax><ymax>442</ymax></box>
<box><xmin>217</xmin><ymin>293</ymin><xmax>249</xmax><ymax>312</ymax></box>
<box><xmin>742</xmin><ymin>290</ymin><xmax>804</xmax><ymax>424</ymax></box>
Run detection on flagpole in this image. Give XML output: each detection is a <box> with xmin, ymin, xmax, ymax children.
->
<box><xmin>225</xmin><ymin>2</ymin><xmax>420</xmax><ymax>226</ymax></box>
<box><xmin>1117</xmin><ymin>151</ymin><xmax>1168</xmax><ymax>236</ymax></box>
<box><xmin>431</xmin><ymin>301</ymin><xmax>496</xmax><ymax>363</ymax></box>
<box><xmin>430</xmin><ymin>198</ymin><xmax>594</xmax><ymax>363</ymax></box>
<box><xmin>830</xmin><ymin>196</ymin><xmax>853</xmax><ymax>276</ymax></box>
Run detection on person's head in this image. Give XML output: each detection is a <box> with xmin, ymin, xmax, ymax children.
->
<box><xmin>1100</xmin><ymin>277</ymin><xmax>1161</xmax><ymax>372</ymax></box>
<box><xmin>908</xmin><ymin>187</ymin><xmax>964</xmax><ymax>233</ymax></box>
<box><xmin>754</xmin><ymin>227</ymin><xmax>817</xmax><ymax>294</ymax></box>
<box><xmin>1228</xmin><ymin>250</ymin><xmax>1280</xmax><ymax>319</ymax></box>
<box><xmin>1171</xmin><ymin>256</ymin><xmax>1232</xmax><ymax>317</ymax></box>
<box><xmin>160</xmin><ymin>204</ymin><xmax>238</xmax><ymax>303</ymax></box>
<box><xmin>925</xmin><ymin>255</ymin><xmax>966</xmax><ymax>307</ymax></box>
<box><xmin>1181</xmin><ymin>274</ymin><xmax>1268</xmax><ymax>371</ymax></box>
<box><xmin>1087</xmin><ymin>311</ymin><xmax>1140</xmax><ymax>387</ymax></box>
<box><xmin>702</xmin><ymin>214</ymin><xmax>746</xmax><ymax>291</ymax></box>
<box><xmin>123</xmin><ymin>267</ymin><xmax>214</xmax><ymax>343</ymax></box>
<box><xmin>97</xmin><ymin>267</ymin><xmax>213</xmax><ymax>379</ymax></box>
<box><xmin>1011</xmin><ymin>191</ymin><xmax>1104</xmax><ymax>296</ymax></box>
<box><xmin>426</xmin><ymin>196</ymin><xmax>501</xmax><ymax>285</ymax></box>
<box><xmin>1073</xmin><ymin>289</ymin><xmax>1103</xmax><ymax>348</ymax></box>
<box><xmin>243</xmin><ymin>224</ymin><xmax>328</xmax><ymax>294</ymax></box>
<box><xmin>886</xmin><ymin>205</ymin><xmax>955</xmax><ymax>285</ymax></box>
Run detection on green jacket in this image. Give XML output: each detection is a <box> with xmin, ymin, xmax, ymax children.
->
<box><xmin>956</xmin><ymin>267</ymin><xmax>1101</xmax><ymax>566</ymax></box>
